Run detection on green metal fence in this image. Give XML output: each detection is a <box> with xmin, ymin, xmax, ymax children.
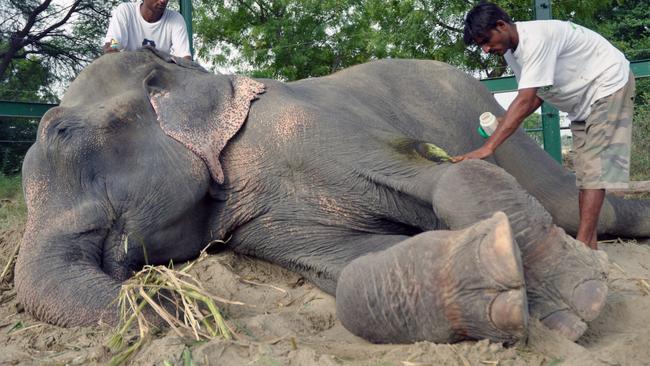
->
<box><xmin>0</xmin><ymin>101</ymin><xmax>58</xmax><ymax>119</ymax></box>
<box><xmin>179</xmin><ymin>0</ymin><xmax>194</xmax><ymax>57</ymax></box>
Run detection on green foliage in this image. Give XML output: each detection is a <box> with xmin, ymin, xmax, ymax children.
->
<box><xmin>194</xmin><ymin>0</ymin><xmax>616</xmax><ymax>80</ymax></box>
<box><xmin>522</xmin><ymin>113</ymin><xmax>543</xmax><ymax>145</ymax></box>
<box><xmin>591</xmin><ymin>0</ymin><xmax>650</xmax><ymax>63</ymax></box>
<box><xmin>0</xmin><ymin>58</ymin><xmax>57</xmax><ymax>103</ymax></box>
<box><xmin>631</xmin><ymin>80</ymin><xmax>650</xmax><ymax>180</ymax></box>
<box><xmin>0</xmin><ymin>0</ymin><xmax>120</xmax><ymax>85</ymax></box>
<box><xmin>195</xmin><ymin>0</ymin><xmax>472</xmax><ymax>80</ymax></box>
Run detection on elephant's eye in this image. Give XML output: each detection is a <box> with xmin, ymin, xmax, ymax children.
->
<box><xmin>51</xmin><ymin>120</ymin><xmax>81</xmax><ymax>138</ymax></box>
<box><xmin>56</xmin><ymin>125</ymin><xmax>69</xmax><ymax>136</ymax></box>
<box><xmin>43</xmin><ymin>118</ymin><xmax>85</xmax><ymax>149</ymax></box>
<box><xmin>105</xmin><ymin>112</ymin><xmax>126</xmax><ymax>131</ymax></box>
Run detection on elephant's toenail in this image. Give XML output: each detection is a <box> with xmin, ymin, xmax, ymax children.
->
<box><xmin>489</xmin><ymin>289</ymin><xmax>528</xmax><ymax>337</ymax></box>
<box><xmin>572</xmin><ymin>279</ymin><xmax>607</xmax><ymax>322</ymax></box>
<box><xmin>542</xmin><ymin>310</ymin><xmax>587</xmax><ymax>341</ymax></box>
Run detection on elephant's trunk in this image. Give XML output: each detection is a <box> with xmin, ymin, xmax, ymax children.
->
<box><xmin>15</xmin><ymin>224</ymin><xmax>121</xmax><ymax>327</ymax></box>
<box><xmin>604</xmin><ymin>195</ymin><xmax>650</xmax><ymax>238</ymax></box>
<box><xmin>495</xmin><ymin>131</ymin><xmax>650</xmax><ymax>238</ymax></box>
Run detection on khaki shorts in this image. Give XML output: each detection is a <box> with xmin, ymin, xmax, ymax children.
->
<box><xmin>570</xmin><ymin>72</ymin><xmax>635</xmax><ymax>189</ymax></box>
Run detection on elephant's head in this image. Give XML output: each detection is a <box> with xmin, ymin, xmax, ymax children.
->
<box><xmin>15</xmin><ymin>48</ymin><xmax>264</xmax><ymax>326</ymax></box>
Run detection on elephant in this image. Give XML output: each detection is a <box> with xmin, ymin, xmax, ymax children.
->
<box><xmin>15</xmin><ymin>47</ymin><xmax>650</xmax><ymax>345</ymax></box>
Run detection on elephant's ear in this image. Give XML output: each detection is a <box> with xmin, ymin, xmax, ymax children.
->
<box><xmin>146</xmin><ymin>67</ymin><xmax>264</xmax><ymax>184</ymax></box>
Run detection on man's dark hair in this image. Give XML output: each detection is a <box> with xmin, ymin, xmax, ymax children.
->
<box><xmin>463</xmin><ymin>2</ymin><xmax>513</xmax><ymax>46</ymax></box>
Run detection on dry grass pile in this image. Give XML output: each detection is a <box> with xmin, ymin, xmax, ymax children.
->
<box><xmin>0</xmin><ymin>238</ymin><xmax>19</xmax><ymax>286</ymax></box>
<box><xmin>107</xmin><ymin>242</ymin><xmax>243</xmax><ymax>366</ymax></box>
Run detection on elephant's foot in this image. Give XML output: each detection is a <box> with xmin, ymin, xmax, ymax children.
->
<box><xmin>521</xmin><ymin>226</ymin><xmax>608</xmax><ymax>341</ymax></box>
<box><xmin>431</xmin><ymin>160</ymin><xmax>608</xmax><ymax>341</ymax></box>
<box><xmin>335</xmin><ymin>212</ymin><xmax>528</xmax><ymax>344</ymax></box>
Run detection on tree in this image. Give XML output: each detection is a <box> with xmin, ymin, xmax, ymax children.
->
<box><xmin>591</xmin><ymin>0</ymin><xmax>649</xmax><ymax>105</ymax></box>
<box><xmin>194</xmin><ymin>0</ymin><xmax>614</xmax><ymax>81</ymax></box>
<box><xmin>0</xmin><ymin>0</ymin><xmax>119</xmax><ymax>91</ymax></box>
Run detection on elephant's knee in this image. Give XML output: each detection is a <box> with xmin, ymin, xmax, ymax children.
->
<box><xmin>432</xmin><ymin>160</ymin><xmax>553</xmax><ymax>243</ymax></box>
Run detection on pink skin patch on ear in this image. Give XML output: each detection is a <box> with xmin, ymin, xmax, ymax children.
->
<box><xmin>150</xmin><ymin>76</ymin><xmax>265</xmax><ymax>184</ymax></box>
<box><xmin>149</xmin><ymin>90</ymin><xmax>170</xmax><ymax>125</ymax></box>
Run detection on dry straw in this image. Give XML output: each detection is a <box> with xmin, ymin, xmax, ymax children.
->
<box><xmin>108</xmin><ymin>240</ymin><xmax>243</xmax><ymax>365</ymax></box>
<box><xmin>0</xmin><ymin>241</ymin><xmax>19</xmax><ymax>284</ymax></box>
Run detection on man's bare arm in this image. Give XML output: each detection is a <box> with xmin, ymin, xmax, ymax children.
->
<box><xmin>451</xmin><ymin>87</ymin><xmax>543</xmax><ymax>162</ymax></box>
<box><xmin>485</xmin><ymin>87</ymin><xmax>543</xmax><ymax>152</ymax></box>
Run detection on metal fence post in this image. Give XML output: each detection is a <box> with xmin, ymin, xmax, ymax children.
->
<box><xmin>541</xmin><ymin>103</ymin><xmax>563</xmax><ymax>162</ymax></box>
<box><xmin>179</xmin><ymin>0</ymin><xmax>194</xmax><ymax>57</ymax></box>
<box><xmin>534</xmin><ymin>0</ymin><xmax>562</xmax><ymax>163</ymax></box>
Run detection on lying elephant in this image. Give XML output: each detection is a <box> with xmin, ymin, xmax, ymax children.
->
<box><xmin>16</xmin><ymin>48</ymin><xmax>649</xmax><ymax>344</ymax></box>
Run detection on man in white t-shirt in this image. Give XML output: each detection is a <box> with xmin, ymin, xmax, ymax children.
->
<box><xmin>454</xmin><ymin>2</ymin><xmax>635</xmax><ymax>250</ymax></box>
<box><xmin>103</xmin><ymin>0</ymin><xmax>192</xmax><ymax>59</ymax></box>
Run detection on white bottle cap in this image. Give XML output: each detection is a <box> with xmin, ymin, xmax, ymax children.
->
<box><xmin>479</xmin><ymin>112</ymin><xmax>498</xmax><ymax>136</ymax></box>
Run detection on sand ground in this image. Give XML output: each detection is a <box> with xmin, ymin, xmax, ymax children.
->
<box><xmin>1</xmin><ymin>225</ymin><xmax>650</xmax><ymax>366</ymax></box>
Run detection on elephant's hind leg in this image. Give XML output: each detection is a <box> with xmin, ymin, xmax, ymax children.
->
<box><xmin>432</xmin><ymin>160</ymin><xmax>608</xmax><ymax>341</ymax></box>
<box><xmin>335</xmin><ymin>212</ymin><xmax>528</xmax><ymax>344</ymax></box>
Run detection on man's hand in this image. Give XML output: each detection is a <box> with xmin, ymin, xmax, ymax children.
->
<box><xmin>451</xmin><ymin>145</ymin><xmax>495</xmax><ymax>163</ymax></box>
<box><xmin>452</xmin><ymin>87</ymin><xmax>542</xmax><ymax>164</ymax></box>
<box><xmin>103</xmin><ymin>42</ymin><xmax>119</xmax><ymax>54</ymax></box>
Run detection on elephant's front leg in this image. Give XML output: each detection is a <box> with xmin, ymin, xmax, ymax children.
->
<box><xmin>335</xmin><ymin>212</ymin><xmax>528</xmax><ymax>344</ymax></box>
<box><xmin>432</xmin><ymin>160</ymin><xmax>608</xmax><ymax>341</ymax></box>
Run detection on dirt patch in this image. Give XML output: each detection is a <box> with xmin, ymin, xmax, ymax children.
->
<box><xmin>2</xmin><ymin>230</ymin><xmax>650</xmax><ymax>365</ymax></box>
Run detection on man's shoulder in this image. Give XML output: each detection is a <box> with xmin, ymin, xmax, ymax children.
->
<box><xmin>515</xmin><ymin>20</ymin><xmax>565</xmax><ymax>32</ymax></box>
<box><xmin>520</xmin><ymin>20</ymin><xmax>584</xmax><ymax>40</ymax></box>
<box><xmin>515</xmin><ymin>20</ymin><xmax>568</xmax><ymax>48</ymax></box>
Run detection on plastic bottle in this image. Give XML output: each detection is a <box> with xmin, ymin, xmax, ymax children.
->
<box><xmin>478</xmin><ymin>112</ymin><xmax>498</xmax><ymax>138</ymax></box>
<box><xmin>110</xmin><ymin>39</ymin><xmax>122</xmax><ymax>51</ymax></box>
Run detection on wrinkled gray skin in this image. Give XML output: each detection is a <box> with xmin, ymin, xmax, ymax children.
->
<box><xmin>15</xmin><ymin>48</ymin><xmax>650</xmax><ymax>345</ymax></box>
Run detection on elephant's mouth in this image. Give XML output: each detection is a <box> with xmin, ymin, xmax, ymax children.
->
<box><xmin>100</xmin><ymin>224</ymin><xmax>135</xmax><ymax>281</ymax></box>
<box><xmin>99</xmin><ymin>208</ymin><xmax>161</xmax><ymax>281</ymax></box>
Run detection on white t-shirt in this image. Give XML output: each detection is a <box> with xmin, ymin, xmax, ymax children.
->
<box><xmin>104</xmin><ymin>2</ymin><xmax>191</xmax><ymax>58</ymax></box>
<box><xmin>504</xmin><ymin>20</ymin><xmax>629</xmax><ymax>121</ymax></box>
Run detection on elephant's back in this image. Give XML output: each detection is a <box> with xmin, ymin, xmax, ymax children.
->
<box><xmin>290</xmin><ymin>59</ymin><xmax>495</xmax><ymax>115</ymax></box>
<box><xmin>247</xmin><ymin>59</ymin><xmax>502</xmax><ymax>156</ymax></box>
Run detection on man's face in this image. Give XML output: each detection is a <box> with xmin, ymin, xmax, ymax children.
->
<box><xmin>143</xmin><ymin>0</ymin><xmax>169</xmax><ymax>13</ymax></box>
<box><xmin>474</xmin><ymin>21</ymin><xmax>514</xmax><ymax>56</ymax></box>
